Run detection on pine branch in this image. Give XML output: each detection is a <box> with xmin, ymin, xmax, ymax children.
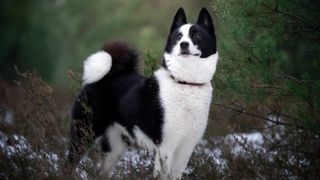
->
<box><xmin>262</xmin><ymin>2</ymin><xmax>320</xmax><ymax>32</ymax></box>
<box><xmin>273</xmin><ymin>70</ymin><xmax>315</xmax><ymax>88</ymax></box>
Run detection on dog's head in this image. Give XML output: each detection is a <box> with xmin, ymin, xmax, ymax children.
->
<box><xmin>163</xmin><ymin>7</ymin><xmax>218</xmax><ymax>84</ymax></box>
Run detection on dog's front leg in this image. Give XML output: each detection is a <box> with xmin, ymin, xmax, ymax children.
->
<box><xmin>170</xmin><ymin>139</ymin><xmax>199</xmax><ymax>180</ymax></box>
<box><xmin>153</xmin><ymin>147</ymin><xmax>174</xmax><ymax>179</ymax></box>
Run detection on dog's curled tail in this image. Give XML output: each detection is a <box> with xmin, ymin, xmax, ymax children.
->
<box><xmin>82</xmin><ymin>41</ymin><xmax>138</xmax><ymax>85</ymax></box>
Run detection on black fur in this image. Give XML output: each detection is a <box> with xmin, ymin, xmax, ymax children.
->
<box><xmin>189</xmin><ymin>24</ymin><xmax>216</xmax><ymax>58</ymax></box>
<box><xmin>68</xmin><ymin>42</ymin><xmax>163</xmax><ymax>165</ymax></box>
<box><xmin>164</xmin><ymin>8</ymin><xmax>187</xmax><ymax>57</ymax></box>
<box><xmin>67</xmin><ymin>8</ymin><xmax>217</xmax><ymax>172</ymax></box>
<box><xmin>169</xmin><ymin>7</ymin><xmax>187</xmax><ymax>33</ymax></box>
<box><xmin>163</xmin><ymin>7</ymin><xmax>216</xmax><ymax>68</ymax></box>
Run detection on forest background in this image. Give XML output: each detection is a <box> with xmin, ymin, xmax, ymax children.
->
<box><xmin>0</xmin><ymin>0</ymin><xmax>319</xmax><ymax>179</ymax></box>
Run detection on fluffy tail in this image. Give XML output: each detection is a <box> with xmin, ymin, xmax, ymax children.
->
<box><xmin>82</xmin><ymin>41</ymin><xmax>138</xmax><ymax>85</ymax></box>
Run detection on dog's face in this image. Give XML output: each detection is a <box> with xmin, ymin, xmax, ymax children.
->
<box><xmin>164</xmin><ymin>8</ymin><xmax>216</xmax><ymax>58</ymax></box>
<box><xmin>163</xmin><ymin>8</ymin><xmax>218</xmax><ymax>84</ymax></box>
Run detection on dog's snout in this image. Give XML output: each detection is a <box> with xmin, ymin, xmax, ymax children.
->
<box><xmin>180</xmin><ymin>41</ymin><xmax>189</xmax><ymax>50</ymax></box>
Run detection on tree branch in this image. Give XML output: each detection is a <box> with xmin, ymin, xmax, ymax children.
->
<box><xmin>212</xmin><ymin>103</ymin><xmax>291</xmax><ymax>126</ymax></box>
<box><xmin>262</xmin><ymin>2</ymin><xmax>320</xmax><ymax>32</ymax></box>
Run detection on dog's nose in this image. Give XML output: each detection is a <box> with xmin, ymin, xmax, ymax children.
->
<box><xmin>180</xmin><ymin>41</ymin><xmax>189</xmax><ymax>50</ymax></box>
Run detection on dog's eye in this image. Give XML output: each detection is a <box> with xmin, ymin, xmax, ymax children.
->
<box><xmin>175</xmin><ymin>33</ymin><xmax>182</xmax><ymax>40</ymax></box>
<box><xmin>193</xmin><ymin>33</ymin><xmax>202</xmax><ymax>40</ymax></box>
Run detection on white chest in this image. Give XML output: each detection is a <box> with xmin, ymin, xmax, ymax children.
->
<box><xmin>155</xmin><ymin>69</ymin><xmax>213</xmax><ymax>142</ymax></box>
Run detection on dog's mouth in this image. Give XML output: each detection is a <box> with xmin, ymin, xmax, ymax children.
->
<box><xmin>179</xmin><ymin>50</ymin><xmax>200</xmax><ymax>57</ymax></box>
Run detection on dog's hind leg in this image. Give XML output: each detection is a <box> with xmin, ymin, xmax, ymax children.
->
<box><xmin>100</xmin><ymin>123</ymin><xmax>128</xmax><ymax>177</ymax></box>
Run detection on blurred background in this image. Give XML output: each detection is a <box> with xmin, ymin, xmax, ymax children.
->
<box><xmin>0</xmin><ymin>0</ymin><xmax>212</xmax><ymax>86</ymax></box>
<box><xmin>0</xmin><ymin>0</ymin><xmax>320</xmax><ymax>179</ymax></box>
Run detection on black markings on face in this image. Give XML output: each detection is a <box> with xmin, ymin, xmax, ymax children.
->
<box><xmin>174</xmin><ymin>32</ymin><xmax>183</xmax><ymax>41</ymax></box>
<box><xmin>163</xmin><ymin>7</ymin><xmax>217</xmax><ymax>68</ymax></box>
<box><xmin>164</xmin><ymin>28</ymin><xmax>184</xmax><ymax>54</ymax></box>
<box><xmin>188</xmin><ymin>24</ymin><xmax>216</xmax><ymax>58</ymax></box>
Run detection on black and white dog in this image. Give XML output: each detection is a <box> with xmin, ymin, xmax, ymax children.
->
<box><xmin>68</xmin><ymin>7</ymin><xmax>218</xmax><ymax>179</ymax></box>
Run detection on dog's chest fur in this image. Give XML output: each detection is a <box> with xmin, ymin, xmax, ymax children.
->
<box><xmin>155</xmin><ymin>68</ymin><xmax>212</xmax><ymax>145</ymax></box>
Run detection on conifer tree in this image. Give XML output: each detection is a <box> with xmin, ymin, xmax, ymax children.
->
<box><xmin>212</xmin><ymin>0</ymin><xmax>320</xmax><ymax>177</ymax></box>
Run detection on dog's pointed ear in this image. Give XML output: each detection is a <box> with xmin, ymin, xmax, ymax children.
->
<box><xmin>197</xmin><ymin>8</ymin><xmax>215</xmax><ymax>34</ymax></box>
<box><xmin>170</xmin><ymin>7</ymin><xmax>187</xmax><ymax>33</ymax></box>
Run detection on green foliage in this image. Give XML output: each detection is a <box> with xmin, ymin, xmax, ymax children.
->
<box><xmin>211</xmin><ymin>0</ymin><xmax>320</xmax><ymax>177</ymax></box>
<box><xmin>1</xmin><ymin>0</ymin><xmax>320</xmax><ymax>178</ymax></box>
<box><xmin>213</xmin><ymin>0</ymin><xmax>320</xmax><ymax>134</ymax></box>
<box><xmin>143</xmin><ymin>50</ymin><xmax>159</xmax><ymax>76</ymax></box>
<box><xmin>0</xmin><ymin>0</ymin><xmax>212</xmax><ymax>85</ymax></box>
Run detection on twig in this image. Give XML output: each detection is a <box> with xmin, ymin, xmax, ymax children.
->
<box><xmin>255</xmin><ymin>123</ymin><xmax>280</xmax><ymax>131</ymax></box>
<box><xmin>265</xmin><ymin>104</ymin><xmax>300</xmax><ymax>122</ymax></box>
<box><xmin>212</xmin><ymin>103</ymin><xmax>291</xmax><ymax>126</ymax></box>
<box><xmin>273</xmin><ymin>70</ymin><xmax>314</xmax><ymax>88</ymax></box>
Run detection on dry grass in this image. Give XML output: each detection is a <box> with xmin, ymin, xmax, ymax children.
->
<box><xmin>0</xmin><ymin>71</ymin><xmax>319</xmax><ymax>179</ymax></box>
<box><xmin>0</xmin><ymin>70</ymin><xmax>70</xmax><ymax>179</ymax></box>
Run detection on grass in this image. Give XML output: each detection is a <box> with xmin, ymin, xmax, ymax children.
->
<box><xmin>0</xmin><ymin>70</ymin><xmax>319</xmax><ymax>179</ymax></box>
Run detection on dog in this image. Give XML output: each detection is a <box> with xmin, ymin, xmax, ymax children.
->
<box><xmin>67</xmin><ymin>7</ymin><xmax>218</xmax><ymax>179</ymax></box>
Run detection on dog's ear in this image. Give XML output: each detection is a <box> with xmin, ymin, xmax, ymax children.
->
<box><xmin>197</xmin><ymin>8</ymin><xmax>215</xmax><ymax>34</ymax></box>
<box><xmin>170</xmin><ymin>7</ymin><xmax>187</xmax><ymax>33</ymax></box>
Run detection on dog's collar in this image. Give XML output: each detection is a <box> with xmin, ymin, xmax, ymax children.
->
<box><xmin>170</xmin><ymin>75</ymin><xmax>205</xmax><ymax>87</ymax></box>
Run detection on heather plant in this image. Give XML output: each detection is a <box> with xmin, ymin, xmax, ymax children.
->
<box><xmin>1</xmin><ymin>0</ymin><xmax>320</xmax><ymax>179</ymax></box>
<box><xmin>0</xmin><ymin>69</ymin><xmax>70</xmax><ymax>179</ymax></box>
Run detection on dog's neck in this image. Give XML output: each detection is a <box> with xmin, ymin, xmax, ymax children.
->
<box><xmin>169</xmin><ymin>74</ymin><xmax>205</xmax><ymax>86</ymax></box>
<box><xmin>161</xmin><ymin>52</ymin><xmax>218</xmax><ymax>86</ymax></box>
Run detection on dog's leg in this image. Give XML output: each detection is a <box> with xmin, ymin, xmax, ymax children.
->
<box><xmin>100</xmin><ymin>123</ymin><xmax>128</xmax><ymax>177</ymax></box>
<box><xmin>100</xmin><ymin>143</ymin><xmax>126</xmax><ymax>177</ymax></box>
<box><xmin>154</xmin><ymin>149</ymin><xmax>173</xmax><ymax>179</ymax></box>
<box><xmin>170</xmin><ymin>140</ymin><xmax>198</xmax><ymax>180</ymax></box>
<box><xmin>153</xmin><ymin>142</ymin><xmax>177</xmax><ymax>179</ymax></box>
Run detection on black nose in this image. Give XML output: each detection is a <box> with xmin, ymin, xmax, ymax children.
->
<box><xmin>180</xmin><ymin>41</ymin><xmax>189</xmax><ymax>50</ymax></box>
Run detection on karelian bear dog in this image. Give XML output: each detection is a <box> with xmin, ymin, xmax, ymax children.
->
<box><xmin>67</xmin><ymin>7</ymin><xmax>218</xmax><ymax>179</ymax></box>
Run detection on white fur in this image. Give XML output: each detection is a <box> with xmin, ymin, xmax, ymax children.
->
<box><xmin>98</xmin><ymin>50</ymin><xmax>218</xmax><ymax>179</ymax></box>
<box><xmin>166</xmin><ymin>23</ymin><xmax>219</xmax><ymax>84</ymax></box>
<box><xmin>164</xmin><ymin>52</ymin><xmax>218</xmax><ymax>84</ymax></box>
<box><xmin>82</xmin><ymin>51</ymin><xmax>112</xmax><ymax>85</ymax></box>
<box><xmin>171</xmin><ymin>24</ymin><xmax>201</xmax><ymax>56</ymax></box>
<box><xmin>101</xmin><ymin>124</ymin><xmax>160</xmax><ymax>177</ymax></box>
<box><xmin>88</xmin><ymin>25</ymin><xmax>218</xmax><ymax>180</ymax></box>
<box><xmin>101</xmin><ymin>123</ymin><xmax>129</xmax><ymax>176</ymax></box>
<box><xmin>133</xmin><ymin>126</ymin><xmax>157</xmax><ymax>152</ymax></box>
<box><xmin>153</xmin><ymin>66</ymin><xmax>216</xmax><ymax>179</ymax></box>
